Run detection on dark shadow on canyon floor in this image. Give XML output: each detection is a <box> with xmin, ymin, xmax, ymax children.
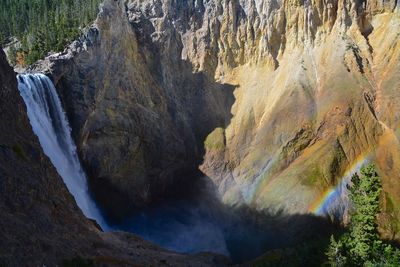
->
<box><xmin>61</xmin><ymin>61</ymin><xmax>338</xmax><ymax>263</ymax></box>
<box><xmin>75</xmin><ymin>58</ymin><xmax>338</xmax><ymax>263</ymax></box>
<box><xmin>111</xmin><ymin>173</ymin><xmax>339</xmax><ymax>264</ymax></box>
<box><xmin>52</xmin><ymin>20</ymin><xmax>337</xmax><ymax>263</ymax></box>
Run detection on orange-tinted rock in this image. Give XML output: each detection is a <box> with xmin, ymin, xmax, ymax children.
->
<box><xmin>35</xmin><ymin>0</ymin><xmax>400</xmax><ymax>239</ymax></box>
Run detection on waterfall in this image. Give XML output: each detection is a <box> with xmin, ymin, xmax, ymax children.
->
<box><xmin>17</xmin><ymin>73</ymin><xmax>107</xmax><ymax>229</ymax></box>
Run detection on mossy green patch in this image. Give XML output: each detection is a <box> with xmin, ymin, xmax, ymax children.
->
<box><xmin>383</xmin><ymin>193</ymin><xmax>400</xmax><ymax>237</ymax></box>
<box><xmin>12</xmin><ymin>144</ymin><xmax>26</xmax><ymax>160</ymax></box>
<box><xmin>252</xmin><ymin>250</ymin><xmax>283</xmax><ymax>266</ymax></box>
<box><xmin>303</xmin><ymin>167</ymin><xmax>323</xmax><ymax>187</ymax></box>
<box><xmin>385</xmin><ymin>192</ymin><xmax>396</xmax><ymax>212</ymax></box>
<box><xmin>251</xmin><ymin>237</ymin><xmax>332</xmax><ymax>267</ymax></box>
<box><xmin>62</xmin><ymin>257</ymin><xmax>95</xmax><ymax>267</ymax></box>
<box><xmin>204</xmin><ymin>127</ymin><xmax>226</xmax><ymax>150</ymax></box>
<box><xmin>106</xmin><ymin>108</ymin><xmax>117</xmax><ymax>119</ymax></box>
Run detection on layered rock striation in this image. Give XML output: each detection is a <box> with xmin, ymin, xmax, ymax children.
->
<box><xmin>36</xmin><ymin>0</ymin><xmax>400</xmax><ymax>238</ymax></box>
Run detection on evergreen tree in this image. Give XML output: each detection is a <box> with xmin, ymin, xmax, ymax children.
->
<box><xmin>0</xmin><ymin>31</ymin><xmax>6</xmax><ymax>46</ymax></box>
<box><xmin>326</xmin><ymin>235</ymin><xmax>347</xmax><ymax>267</ymax></box>
<box><xmin>347</xmin><ymin>165</ymin><xmax>382</xmax><ymax>262</ymax></box>
<box><xmin>0</xmin><ymin>0</ymin><xmax>103</xmax><ymax>65</ymax></box>
<box><xmin>326</xmin><ymin>164</ymin><xmax>400</xmax><ymax>267</ymax></box>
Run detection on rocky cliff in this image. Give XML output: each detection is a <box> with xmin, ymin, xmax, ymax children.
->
<box><xmin>0</xmin><ymin>49</ymin><xmax>229</xmax><ymax>266</ymax></box>
<box><xmin>36</xmin><ymin>0</ymin><xmax>400</xmax><ymax>239</ymax></box>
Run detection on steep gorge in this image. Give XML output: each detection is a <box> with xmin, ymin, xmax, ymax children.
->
<box><xmin>0</xmin><ymin>43</ymin><xmax>235</xmax><ymax>266</ymax></box>
<box><xmin>35</xmin><ymin>0</ymin><xmax>400</xmax><ymax>241</ymax></box>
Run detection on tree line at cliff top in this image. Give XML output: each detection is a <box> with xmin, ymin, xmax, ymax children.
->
<box><xmin>0</xmin><ymin>0</ymin><xmax>102</xmax><ymax>65</ymax></box>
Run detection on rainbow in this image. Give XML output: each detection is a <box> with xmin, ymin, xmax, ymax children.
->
<box><xmin>309</xmin><ymin>187</ymin><xmax>337</xmax><ymax>215</ymax></box>
<box><xmin>308</xmin><ymin>154</ymin><xmax>371</xmax><ymax>216</ymax></box>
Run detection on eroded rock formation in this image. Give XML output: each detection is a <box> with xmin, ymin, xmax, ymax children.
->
<box><xmin>36</xmin><ymin>0</ymin><xmax>400</xmax><ymax>239</ymax></box>
<box><xmin>0</xmin><ymin>49</ymin><xmax>229</xmax><ymax>266</ymax></box>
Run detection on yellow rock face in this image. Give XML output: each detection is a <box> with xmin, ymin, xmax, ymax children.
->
<box><xmin>193</xmin><ymin>1</ymin><xmax>400</xmax><ymax>239</ymax></box>
<box><xmin>43</xmin><ymin>0</ymin><xmax>400</xmax><ymax>237</ymax></box>
<box><xmin>107</xmin><ymin>0</ymin><xmax>400</xmax><ymax>236</ymax></box>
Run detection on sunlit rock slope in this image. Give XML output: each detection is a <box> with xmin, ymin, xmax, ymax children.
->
<box><xmin>37</xmin><ymin>0</ymin><xmax>400</xmax><ymax>239</ymax></box>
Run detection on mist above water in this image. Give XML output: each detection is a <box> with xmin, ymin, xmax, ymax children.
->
<box><xmin>111</xmin><ymin>176</ymin><xmax>334</xmax><ymax>263</ymax></box>
<box><xmin>116</xmin><ymin>198</ymin><xmax>230</xmax><ymax>256</ymax></box>
<box><xmin>17</xmin><ymin>73</ymin><xmax>334</xmax><ymax>263</ymax></box>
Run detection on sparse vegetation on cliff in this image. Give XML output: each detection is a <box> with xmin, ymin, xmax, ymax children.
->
<box><xmin>0</xmin><ymin>0</ymin><xmax>102</xmax><ymax>65</ymax></box>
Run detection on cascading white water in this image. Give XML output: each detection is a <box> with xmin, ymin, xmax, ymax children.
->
<box><xmin>17</xmin><ymin>73</ymin><xmax>107</xmax><ymax>229</ymax></box>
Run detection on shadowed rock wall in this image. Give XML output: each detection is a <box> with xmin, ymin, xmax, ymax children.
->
<box><xmin>36</xmin><ymin>0</ymin><xmax>400</xmax><ymax>239</ymax></box>
<box><xmin>0</xmin><ymin>48</ymin><xmax>230</xmax><ymax>266</ymax></box>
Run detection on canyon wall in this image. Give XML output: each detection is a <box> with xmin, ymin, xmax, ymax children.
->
<box><xmin>37</xmin><ymin>0</ymin><xmax>400</xmax><ymax>238</ymax></box>
<box><xmin>0</xmin><ymin>48</ymin><xmax>99</xmax><ymax>265</ymax></box>
<box><xmin>0</xmin><ymin>49</ymin><xmax>228</xmax><ymax>266</ymax></box>
<box><xmin>38</xmin><ymin>0</ymin><xmax>235</xmax><ymax>221</ymax></box>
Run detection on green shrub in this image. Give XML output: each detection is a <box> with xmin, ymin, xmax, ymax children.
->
<box><xmin>62</xmin><ymin>257</ymin><xmax>95</xmax><ymax>267</ymax></box>
<box><xmin>326</xmin><ymin>164</ymin><xmax>400</xmax><ymax>266</ymax></box>
<box><xmin>12</xmin><ymin>144</ymin><xmax>26</xmax><ymax>160</ymax></box>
